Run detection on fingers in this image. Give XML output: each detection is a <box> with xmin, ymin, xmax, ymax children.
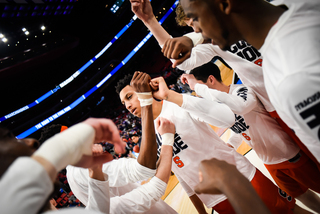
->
<box><xmin>180</xmin><ymin>74</ymin><xmax>188</xmax><ymax>84</ymax></box>
<box><xmin>175</xmin><ymin>51</ymin><xmax>191</xmax><ymax>66</ymax></box>
<box><xmin>83</xmin><ymin>118</ymin><xmax>125</xmax><ymax>154</ymax></box>
<box><xmin>74</xmin><ymin>153</ymin><xmax>113</xmax><ymax>169</ymax></box>
<box><xmin>92</xmin><ymin>144</ymin><xmax>104</xmax><ymax>156</ymax></box>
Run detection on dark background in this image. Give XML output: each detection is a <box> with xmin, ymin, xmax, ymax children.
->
<box><xmin>0</xmin><ymin>0</ymin><xmax>192</xmax><ymax>138</ymax></box>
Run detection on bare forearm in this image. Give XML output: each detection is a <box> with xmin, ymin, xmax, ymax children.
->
<box><xmin>137</xmin><ymin>105</ymin><xmax>157</xmax><ymax>169</ymax></box>
<box><xmin>155</xmin><ymin>145</ymin><xmax>173</xmax><ymax>183</ymax></box>
<box><xmin>189</xmin><ymin>194</ymin><xmax>207</xmax><ymax>214</ymax></box>
<box><xmin>221</xmin><ymin>176</ymin><xmax>270</xmax><ymax>214</ymax></box>
<box><xmin>166</xmin><ymin>90</ymin><xmax>183</xmax><ymax>107</ymax></box>
<box><xmin>144</xmin><ymin>17</ymin><xmax>171</xmax><ymax>46</ymax></box>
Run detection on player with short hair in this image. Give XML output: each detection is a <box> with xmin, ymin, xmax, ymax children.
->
<box><xmin>181</xmin><ymin>62</ymin><xmax>320</xmax><ymax>213</ymax></box>
<box><xmin>117</xmin><ymin>71</ymin><xmax>299</xmax><ymax>214</ymax></box>
<box><xmin>178</xmin><ymin>0</ymin><xmax>320</xmax><ymax>164</ymax></box>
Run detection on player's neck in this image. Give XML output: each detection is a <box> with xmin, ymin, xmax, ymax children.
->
<box><xmin>215</xmin><ymin>83</ymin><xmax>230</xmax><ymax>94</ymax></box>
<box><xmin>234</xmin><ymin>1</ymin><xmax>286</xmax><ymax>49</ymax></box>
<box><xmin>152</xmin><ymin>100</ymin><xmax>163</xmax><ymax>120</ymax></box>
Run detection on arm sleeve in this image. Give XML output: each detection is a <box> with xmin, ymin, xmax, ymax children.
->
<box><xmin>226</xmin><ymin>131</ymin><xmax>243</xmax><ymax>150</ymax></box>
<box><xmin>104</xmin><ymin>158</ymin><xmax>156</xmax><ymax>187</ymax></box>
<box><xmin>0</xmin><ymin>157</ymin><xmax>53</xmax><ymax>214</ymax></box>
<box><xmin>85</xmin><ymin>177</ymin><xmax>110</xmax><ymax>214</ymax></box>
<box><xmin>174</xmin><ymin>173</ymin><xmax>196</xmax><ymax>197</ymax></box>
<box><xmin>183</xmin><ymin>32</ymin><xmax>204</xmax><ymax>46</ymax></box>
<box><xmin>176</xmin><ymin>44</ymin><xmax>218</xmax><ymax>72</ymax></box>
<box><xmin>181</xmin><ymin>94</ymin><xmax>235</xmax><ymax>128</ymax></box>
<box><xmin>110</xmin><ymin>176</ymin><xmax>167</xmax><ymax>213</ymax></box>
<box><xmin>195</xmin><ymin>84</ymin><xmax>257</xmax><ymax>115</ymax></box>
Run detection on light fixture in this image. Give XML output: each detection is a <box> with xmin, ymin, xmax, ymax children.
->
<box><xmin>22</xmin><ymin>28</ymin><xmax>27</xmax><ymax>32</ymax></box>
<box><xmin>25</xmin><ymin>31</ymin><xmax>30</xmax><ymax>35</ymax></box>
<box><xmin>41</xmin><ymin>25</ymin><xmax>46</xmax><ymax>30</ymax></box>
<box><xmin>0</xmin><ymin>34</ymin><xmax>4</xmax><ymax>38</ymax></box>
<box><xmin>2</xmin><ymin>38</ymin><xmax>8</xmax><ymax>42</ymax></box>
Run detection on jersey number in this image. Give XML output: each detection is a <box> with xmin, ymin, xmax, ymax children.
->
<box><xmin>173</xmin><ymin>156</ymin><xmax>184</xmax><ymax>168</ymax></box>
<box><xmin>242</xmin><ymin>133</ymin><xmax>251</xmax><ymax>141</ymax></box>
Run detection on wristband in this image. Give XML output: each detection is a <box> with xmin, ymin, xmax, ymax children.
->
<box><xmin>136</xmin><ymin>92</ymin><xmax>153</xmax><ymax>107</ymax></box>
<box><xmin>34</xmin><ymin>123</ymin><xmax>95</xmax><ymax>171</ymax></box>
<box><xmin>161</xmin><ymin>133</ymin><xmax>175</xmax><ymax>147</ymax></box>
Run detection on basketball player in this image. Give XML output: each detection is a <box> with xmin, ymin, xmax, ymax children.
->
<box><xmin>0</xmin><ymin>118</ymin><xmax>126</xmax><ymax>214</ymax></box>
<box><xmin>67</xmin><ymin>72</ymin><xmax>177</xmax><ymax>213</ymax></box>
<box><xmin>178</xmin><ymin>0</ymin><xmax>320</xmax><ymax>163</ymax></box>
<box><xmin>131</xmin><ymin>0</ymin><xmax>320</xmax><ymax>173</ymax></box>
<box><xmin>117</xmin><ymin>72</ymin><xmax>300</xmax><ymax>214</ymax></box>
<box><xmin>181</xmin><ymin>62</ymin><xmax>320</xmax><ymax>212</ymax></box>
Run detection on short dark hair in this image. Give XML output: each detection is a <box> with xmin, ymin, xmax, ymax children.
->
<box><xmin>39</xmin><ymin>124</ymin><xmax>63</xmax><ymax>144</ymax></box>
<box><xmin>190</xmin><ymin>62</ymin><xmax>222</xmax><ymax>83</ymax></box>
<box><xmin>115</xmin><ymin>74</ymin><xmax>133</xmax><ymax>94</ymax></box>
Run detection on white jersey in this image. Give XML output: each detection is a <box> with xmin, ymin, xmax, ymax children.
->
<box><xmin>155</xmin><ymin>96</ymin><xmax>256</xmax><ymax>208</ymax></box>
<box><xmin>67</xmin><ymin>158</ymin><xmax>177</xmax><ymax>214</ymax></box>
<box><xmin>260</xmin><ymin>0</ymin><xmax>320</xmax><ymax>162</ymax></box>
<box><xmin>180</xmin><ymin>33</ymin><xmax>275</xmax><ymax>113</ymax></box>
<box><xmin>195</xmin><ymin>83</ymin><xmax>300</xmax><ymax>164</ymax></box>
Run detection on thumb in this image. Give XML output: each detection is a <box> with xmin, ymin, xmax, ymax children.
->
<box><xmin>194</xmin><ymin>182</ymin><xmax>206</xmax><ymax>194</ymax></box>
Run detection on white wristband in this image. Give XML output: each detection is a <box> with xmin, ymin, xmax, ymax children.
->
<box><xmin>138</xmin><ymin>97</ymin><xmax>154</xmax><ymax>107</ymax></box>
<box><xmin>136</xmin><ymin>92</ymin><xmax>153</xmax><ymax>107</ymax></box>
<box><xmin>161</xmin><ymin>133</ymin><xmax>175</xmax><ymax>146</ymax></box>
<box><xmin>34</xmin><ymin>123</ymin><xmax>95</xmax><ymax>171</ymax></box>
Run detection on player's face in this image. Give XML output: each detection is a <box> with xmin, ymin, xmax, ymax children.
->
<box><xmin>119</xmin><ymin>85</ymin><xmax>142</xmax><ymax>118</ymax></box>
<box><xmin>131</xmin><ymin>136</ymin><xmax>139</xmax><ymax>143</ymax></box>
<box><xmin>181</xmin><ymin>0</ymin><xmax>236</xmax><ymax>51</ymax></box>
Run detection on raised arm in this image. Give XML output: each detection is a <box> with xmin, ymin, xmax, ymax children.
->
<box><xmin>181</xmin><ymin>74</ymin><xmax>257</xmax><ymax>115</ymax></box>
<box><xmin>131</xmin><ymin>71</ymin><xmax>158</xmax><ymax>169</ymax></box>
<box><xmin>150</xmin><ymin>76</ymin><xmax>235</xmax><ymax>128</ymax></box>
<box><xmin>131</xmin><ymin>0</ymin><xmax>170</xmax><ymax>46</ymax></box>
<box><xmin>108</xmin><ymin>117</ymin><xmax>175</xmax><ymax>213</ymax></box>
<box><xmin>0</xmin><ymin>118</ymin><xmax>124</xmax><ymax>214</ymax></box>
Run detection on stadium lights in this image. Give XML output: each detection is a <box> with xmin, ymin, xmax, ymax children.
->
<box><xmin>41</xmin><ymin>25</ymin><xmax>46</xmax><ymax>30</ymax></box>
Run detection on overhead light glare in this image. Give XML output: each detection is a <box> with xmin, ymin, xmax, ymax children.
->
<box><xmin>0</xmin><ymin>34</ymin><xmax>4</xmax><ymax>38</ymax></box>
<box><xmin>41</xmin><ymin>26</ymin><xmax>46</xmax><ymax>30</ymax></box>
<box><xmin>22</xmin><ymin>28</ymin><xmax>27</xmax><ymax>32</ymax></box>
<box><xmin>2</xmin><ymin>38</ymin><xmax>8</xmax><ymax>42</ymax></box>
<box><xmin>25</xmin><ymin>31</ymin><xmax>30</xmax><ymax>35</ymax></box>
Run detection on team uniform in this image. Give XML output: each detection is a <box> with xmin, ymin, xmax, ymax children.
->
<box><xmin>155</xmin><ymin>95</ymin><xmax>295</xmax><ymax>214</ymax></box>
<box><xmin>0</xmin><ymin>157</ymin><xmax>101</xmax><ymax>214</ymax></box>
<box><xmin>67</xmin><ymin>158</ymin><xmax>177</xmax><ymax>214</ymax></box>
<box><xmin>178</xmin><ymin>33</ymin><xmax>320</xmax><ymax>168</ymax></box>
<box><xmin>195</xmin><ymin>83</ymin><xmax>320</xmax><ymax>197</ymax></box>
<box><xmin>260</xmin><ymin>0</ymin><xmax>320</xmax><ymax>163</ymax></box>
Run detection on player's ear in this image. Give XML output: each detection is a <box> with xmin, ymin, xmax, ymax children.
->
<box><xmin>208</xmin><ymin>75</ymin><xmax>216</xmax><ymax>85</ymax></box>
<box><xmin>218</xmin><ymin>0</ymin><xmax>232</xmax><ymax>15</ymax></box>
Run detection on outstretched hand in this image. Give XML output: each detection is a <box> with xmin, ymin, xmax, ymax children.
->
<box><xmin>130</xmin><ymin>0</ymin><xmax>154</xmax><ymax>23</ymax></box>
<box><xmin>162</xmin><ymin>37</ymin><xmax>193</xmax><ymax>68</ymax></box>
<box><xmin>130</xmin><ymin>71</ymin><xmax>152</xmax><ymax>93</ymax></box>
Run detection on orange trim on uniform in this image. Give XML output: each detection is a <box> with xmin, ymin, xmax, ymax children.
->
<box><xmin>213</xmin><ymin>170</ymin><xmax>295</xmax><ymax>214</ymax></box>
<box><xmin>269</xmin><ymin>111</ymin><xmax>320</xmax><ymax>171</ymax></box>
<box><xmin>60</xmin><ymin>126</ymin><xmax>68</xmax><ymax>132</ymax></box>
<box><xmin>264</xmin><ymin>150</ymin><xmax>320</xmax><ymax>198</ymax></box>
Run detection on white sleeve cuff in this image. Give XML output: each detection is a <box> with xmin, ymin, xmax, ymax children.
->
<box><xmin>183</xmin><ymin>32</ymin><xmax>204</xmax><ymax>46</ymax></box>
